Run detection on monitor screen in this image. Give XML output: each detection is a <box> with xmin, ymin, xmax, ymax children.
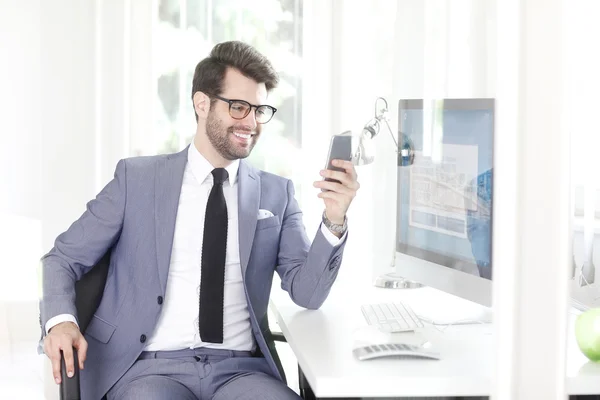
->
<box><xmin>396</xmin><ymin>99</ymin><xmax>494</xmax><ymax>282</ymax></box>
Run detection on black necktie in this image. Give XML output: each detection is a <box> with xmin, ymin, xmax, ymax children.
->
<box><xmin>199</xmin><ymin>168</ymin><xmax>228</xmax><ymax>343</ymax></box>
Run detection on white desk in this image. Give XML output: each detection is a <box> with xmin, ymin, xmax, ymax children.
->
<box><xmin>269</xmin><ymin>275</ymin><xmax>600</xmax><ymax>398</ymax></box>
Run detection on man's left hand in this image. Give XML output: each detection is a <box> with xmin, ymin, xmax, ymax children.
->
<box><xmin>313</xmin><ymin>159</ymin><xmax>360</xmax><ymax>226</ymax></box>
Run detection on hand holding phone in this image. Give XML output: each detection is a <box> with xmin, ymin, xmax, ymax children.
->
<box><xmin>315</xmin><ymin>132</ymin><xmax>360</xmax><ymax>226</ymax></box>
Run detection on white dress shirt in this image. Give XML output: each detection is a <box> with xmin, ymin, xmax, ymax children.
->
<box><xmin>144</xmin><ymin>146</ymin><xmax>249</xmax><ymax>350</ymax></box>
<box><xmin>46</xmin><ymin>144</ymin><xmax>345</xmax><ymax>352</ymax></box>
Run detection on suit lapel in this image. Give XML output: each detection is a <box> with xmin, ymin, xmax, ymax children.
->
<box><xmin>154</xmin><ymin>146</ymin><xmax>188</xmax><ymax>293</ymax></box>
<box><xmin>238</xmin><ymin>161</ymin><xmax>260</xmax><ymax>277</ymax></box>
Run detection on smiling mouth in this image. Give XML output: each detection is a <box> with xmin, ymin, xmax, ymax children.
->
<box><xmin>233</xmin><ymin>131</ymin><xmax>253</xmax><ymax>140</ymax></box>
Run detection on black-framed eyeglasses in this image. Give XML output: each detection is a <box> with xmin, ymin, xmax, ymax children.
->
<box><xmin>211</xmin><ymin>94</ymin><xmax>277</xmax><ymax>124</ymax></box>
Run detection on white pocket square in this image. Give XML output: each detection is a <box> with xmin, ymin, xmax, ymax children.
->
<box><xmin>257</xmin><ymin>209</ymin><xmax>274</xmax><ymax>220</ymax></box>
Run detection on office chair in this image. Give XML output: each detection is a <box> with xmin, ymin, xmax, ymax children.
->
<box><xmin>40</xmin><ymin>249</ymin><xmax>317</xmax><ymax>400</ymax></box>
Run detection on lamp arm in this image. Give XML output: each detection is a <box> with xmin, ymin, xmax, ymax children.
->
<box><xmin>382</xmin><ymin>116</ymin><xmax>399</xmax><ymax>151</ymax></box>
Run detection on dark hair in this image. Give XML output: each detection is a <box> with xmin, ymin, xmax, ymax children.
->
<box><xmin>191</xmin><ymin>41</ymin><xmax>279</xmax><ymax>121</ymax></box>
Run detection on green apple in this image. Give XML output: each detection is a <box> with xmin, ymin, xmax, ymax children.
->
<box><xmin>576</xmin><ymin>308</ymin><xmax>600</xmax><ymax>362</ymax></box>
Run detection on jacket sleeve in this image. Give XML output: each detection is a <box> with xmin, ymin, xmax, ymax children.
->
<box><xmin>40</xmin><ymin>159</ymin><xmax>127</xmax><ymax>327</ymax></box>
<box><xmin>275</xmin><ymin>180</ymin><xmax>347</xmax><ymax>310</ymax></box>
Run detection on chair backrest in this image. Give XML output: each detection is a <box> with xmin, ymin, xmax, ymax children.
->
<box><xmin>260</xmin><ymin>316</ymin><xmax>287</xmax><ymax>384</ymax></box>
<box><xmin>74</xmin><ymin>251</ymin><xmax>111</xmax><ymax>333</ymax></box>
<box><xmin>38</xmin><ymin>251</ymin><xmax>111</xmax><ymax>338</ymax></box>
<box><xmin>39</xmin><ymin>252</ymin><xmax>111</xmax><ymax>400</ymax></box>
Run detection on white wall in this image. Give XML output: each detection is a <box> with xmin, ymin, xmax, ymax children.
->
<box><xmin>0</xmin><ymin>3</ymin><xmax>44</xmax><ymax>397</ymax></box>
<box><xmin>297</xmin><ymin>0</ymin><xmax>338</xmax><ymax>241</ymax></box>
<box><xmin>39</xmin><ymin>1</ymin><xmax>99</xmax><ymax>250</ymax></box>
<box><xmin>1</xmin><ymin>0</ymin><xmax>137</xmax><ymax>248</ymax></box>
<box><xmin>38</xmin><ymin>0</ymin><xmax>135</xmax><ymax>250</ymax></box>
<box><xmin>0</xmin><ymin>0</ymin><xmax>42</xmax><ymax>221</ymax></box>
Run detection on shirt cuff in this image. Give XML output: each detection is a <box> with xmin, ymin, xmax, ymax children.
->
<box><xmin>45</xmin><ymin>314</ymin><xmax>79</xmax><ymax>335</ymax></box>
<box><xmin>320</xmin><ymin>222</ymin><xmax>348</xmax><ymax>247</ymax></box>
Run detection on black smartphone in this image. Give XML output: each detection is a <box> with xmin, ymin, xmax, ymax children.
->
<box><xmin>323</xmin><ymin>132</ymin><xmax>353</xmax><ymax>189</ymax></box>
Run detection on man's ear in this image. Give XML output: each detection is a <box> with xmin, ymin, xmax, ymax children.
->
<box><xmin>193</xmin><ymin>91</ymin><xmax>210</xmax><ymax>120</ymax></box>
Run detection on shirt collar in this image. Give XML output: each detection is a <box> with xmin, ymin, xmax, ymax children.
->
<box><xmin>187</xmin><ymin>143</ymin><xmax>239</xmax><ymax>186</ymax></box>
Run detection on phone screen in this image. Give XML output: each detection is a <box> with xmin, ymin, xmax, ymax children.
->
<box><xmin>324</xmin><ymin>133</ymin><xmax>352</xmax><ymax>187</ymax></box>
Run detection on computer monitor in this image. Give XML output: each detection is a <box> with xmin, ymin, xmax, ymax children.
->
<box><xmin>395</xmin><ymin>98</ymin><xmax>494</xmax><ymax>308</ymax></box>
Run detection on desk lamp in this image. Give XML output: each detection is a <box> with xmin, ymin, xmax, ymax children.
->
<box><xmin>352</xmin><ymin>97</ymin><xmax>422</xmax><ymax>289</ymax></box>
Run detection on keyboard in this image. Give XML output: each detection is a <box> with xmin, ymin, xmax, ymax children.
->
<box><xmin>361</xmin><ymin>302</ymin><xmax>425</xmax><ymax>333</ymax></box>
<box><xmin>353</xmin><ymin>343</ymin><xmax>440</xmax><ymax>361</ymax></box>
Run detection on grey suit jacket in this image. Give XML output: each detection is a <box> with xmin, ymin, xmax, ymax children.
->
<box><xmin>40</xmin><ymin>146</ymin><xmax>346</xmax><ymax>399</ymax></box>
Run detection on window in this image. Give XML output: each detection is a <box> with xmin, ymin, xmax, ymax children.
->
<box><xmin>150</xmin><ymin>0</ymin><xmax>303</xmax><ymax>182</ymax></box>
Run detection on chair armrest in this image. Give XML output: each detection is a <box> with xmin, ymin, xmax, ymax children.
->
<box><xmin>271</xmin><ymin>331</ymin><xmax>286</xmax><ymax>343</ymax></box>
<box><xmin>60</xmin><ymin>348</ymin><xmax>81</xmax><ymax>400</ymax></box>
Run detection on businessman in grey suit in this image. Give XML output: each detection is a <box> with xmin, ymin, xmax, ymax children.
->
<box><xmin>40</xmin><ymin>41</ymin><xmax>359</xmax><ymax>399</ymax></box>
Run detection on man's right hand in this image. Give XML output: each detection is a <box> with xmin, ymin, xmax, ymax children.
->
<box><xmin>43</xmin><ymin>322</ymin><xmax>87</xmax><ymax>384</ymax></box>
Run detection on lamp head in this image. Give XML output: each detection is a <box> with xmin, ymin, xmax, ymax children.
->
<box><xmin>353</xmin><ymin>118</ymin><xmax>380</xmax><ymax>165</ymax></box>
<box><xmin>354</xmin><ymin>129</ymin><xmax>376</xmax><ymax>165</ymax></box>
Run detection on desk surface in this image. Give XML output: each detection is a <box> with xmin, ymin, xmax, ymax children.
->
<box><xmin>269</xmin><ymin>275</ymin><xmax>600</xmax><ymax>398</ymax></box>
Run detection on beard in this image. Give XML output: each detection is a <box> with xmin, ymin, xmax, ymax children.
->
<box><xmin>205</xmin><ymin>111</ymin><xmax>260</xmax><ymax>161</ymax></box>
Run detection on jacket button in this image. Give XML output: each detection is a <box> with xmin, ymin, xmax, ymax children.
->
<box><xmin>140</xmin><ymin>334</ymin><xmax>147</xmax><ymax>343</ymax></box>
<box><xmin>157</xmin><ymin>296</ymin><xmax>163</xmax><ymax>305</ymax></box>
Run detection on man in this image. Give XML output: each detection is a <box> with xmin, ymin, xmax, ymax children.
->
<box><xmin>40</xmin><ymin>41</ymin><xmax>359</xmax><ymax>399</ymax></box>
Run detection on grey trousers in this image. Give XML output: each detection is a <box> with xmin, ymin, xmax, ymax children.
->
<box><xmin>106</xmin><ymin>347</ymin><xmax>300</xmax><ymax>400</ymax></box>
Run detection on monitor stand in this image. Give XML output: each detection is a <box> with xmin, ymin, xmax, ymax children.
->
<box><xmin>374</xmin><ymin>272</ymin><xmax>424</xmax><ymax>289</ymax></box>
